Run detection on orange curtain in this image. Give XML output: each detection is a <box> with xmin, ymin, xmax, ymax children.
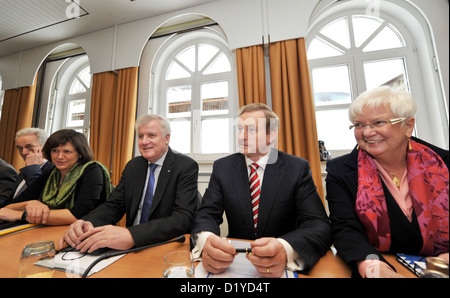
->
<box><xmin>111</xmin><ymin>67</ymin><xmax>138</xmax><ymax>186</ymax></box>
<box><xmin>89</xmin><ymin>67</ymin><xmax>138</xmax><ymax>187</ymax></box>
<box><xmin>236</xmin><ymin>45</ymin><xmax>267</xmax><ymax>106</ymax></box>
<box><xmin>269</xmin><ymin>38</ymin><xmax>324</xmax><ymax>200</ymax></box>
<box><xmin>0</xmin><ymin>82</ymin><xmax>37</xmax><ymax>171</ymax></box>
<box><xmin>89</xmin><ymin>71</ymin><xmax>117</xmax><ymax>174</ymax></box>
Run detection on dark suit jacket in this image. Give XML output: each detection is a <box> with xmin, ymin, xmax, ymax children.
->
<box><xmin>0</xmin><ymin>158</ymin><xmax>18</xmax><ymax>206</ymax></box>
<box><xmin>325</xmin><ymin>137</ymin><xmax>449</xmax><ymax>275</ymax></box>
<box><xmin>7</xmin><ymin>161</ymin><xmax>54</xmax><ymax>201</ymax></box>
<box><xmin>191</xmin><ymin>150</ymin><xmax>332</xmax><ymax>269</ymax></box>
<box><xmin>83</xmin><ymin>148</ymin><xmax>199</xmax><ymax>247</ymax></box>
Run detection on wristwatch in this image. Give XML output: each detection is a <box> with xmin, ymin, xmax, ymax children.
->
<box><xmin>21</xmin><ymin>210</ymin><xmax>28</xmax><ymax>222</ymax></box>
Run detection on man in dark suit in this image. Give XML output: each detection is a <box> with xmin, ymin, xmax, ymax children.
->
<box><xmin>191</xmin><ymin>103</ymin><xmax>331</xmax><ymax>277</ymax></box>
<box><xmin>60</xmin><ymin>114</ymin><xmax>199</xmax><ymax>251</ymax></box>
<box><xmin>0</xmin><ymin>158</ymin><xmax>17</xmax><ymax>206</ymax></box>
<box><xmin>0</xmin><ymin>128</ymin><xmax>53</xmax><ymax>207</ymax></box>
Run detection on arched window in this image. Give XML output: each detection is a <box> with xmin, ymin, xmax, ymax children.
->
<box><xmin>151</xmin><ymin>29</ymin><xmax>235</xmax><ymax>157</ymax></box>
<box><xmin>64</xmin><ymin>64</ymin><xmax>91</xmax><ymax>134</ymax></box>
<box><xmin>41</xmin><ymin>54</ymin><xmax>91</xmax><ymax>137</ymax></box>
<box><xmin>308</xmin><ymin>12</ymin><xmax>418</xmax><ymax>152</ymax></box>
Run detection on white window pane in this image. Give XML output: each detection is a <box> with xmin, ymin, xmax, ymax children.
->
<box><xmin>201</xmin><ymin>81</ymin><xmax>229</xmax><ymax>116</ymax></box>
<box><xmin>363</xmin><ymin>58</ymin><xmax>407</xmax><ymax>90</ymax></box>
<box><xmin>166</xmin><ymin>61</ymin><xmax>191</xmax><ymax>80</ymax></box>
<box><xmin>203</xmin><ymin>53</ymin><xmax>231</xmax><ymax>75</ymax></box>
<box><xmin>67</xmin><ymin>99</ymin><xmax>85</xmax><ymax>127</ymax></box>
<box><xmin>201</xmin><ymin>118</ymin><xmax>230</xmax><ymax>154</ymax></box>
<box><xmin>69</xmin><ymin>78</ymin><xmax>86</xmax><ymax>94</ymax></box>
<box><xmin>319</xmin><ymin>17</ymin><xmax>350</xmax><ymax>49</ymax></box>
<box><xmin>363</xmin><ymin>25</ymin><xmax>404</xmax><ymax>52</ymax></box>
<box><xmin>176</xmin><ymin>45</ymin><xmax>196</xmax><ymax>72</ymax></box>
<box><xmin>77</xmin><ymin>66</ymin><xmax>91</xmax><ymax>88</ymax></box>
<box><xmin>312</xmin><ymin>65</ymin><xmax>352</xmax><ymax>106</ymax></box>
<box><xmin>198</xmin><ymin>44</ymin><xmax>219</xmax><ymax>71</ymax></box>
<box><xmin>352</xmin><ymin>15</ymin><xmax>382</xmax><ymax>47</ymax></box>
<box><xmin>307</xmin><ymin>38</ymin><xmax>344</xmax><ymax>59</ymax></box>
<box><xmin>316</xmin><ymin>109</ymin><xmax>355</xmax><ymax>150</ymax></box>
<box><xmin>166</xmin><ymin>85</ymin><xmax>192</xmax><ymax>118</ymax></box>
<box><xmin>169</xmin><ymin>119</ymin><xmax>191</xmax><ymax>154</ymax></box>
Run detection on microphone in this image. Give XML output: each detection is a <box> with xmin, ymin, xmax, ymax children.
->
<box><xmin>81</xmin><ymin>235</ymin><xmax>186</xmax><ymax>278</ymax></box>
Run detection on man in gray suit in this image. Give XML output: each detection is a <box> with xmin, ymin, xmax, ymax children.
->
<box><xmin>60</xmin><ymin>114</ymin><xmax>199</xmax><ymax>251</ymax></box>
<box><xmin>191</xmin><ymin>103</ymin><xmax>331</xmax><ymax>277</ymax></box>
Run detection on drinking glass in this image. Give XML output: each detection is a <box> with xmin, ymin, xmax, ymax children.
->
<box><xmin>18</xmin><ymin>241</ymin><xmax>55</xmax><ymax>278</ymax></box>
<box><xmin>163</xmin><ymin>251</ymin><xmax>194</xmax><ymax>278</ymax></box>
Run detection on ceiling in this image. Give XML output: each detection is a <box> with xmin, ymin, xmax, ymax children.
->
<box><xmin>0</xmin><ymin>0</ymin><xmax>218</xmax><ymax>57</ymax></box>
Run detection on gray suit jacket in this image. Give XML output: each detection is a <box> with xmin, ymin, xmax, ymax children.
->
<box><xmin>83</xmin><ymin>147</ymin><xmax>199</xmax><ymax>247</ymax></box>
<box><xmin>191</xmin><ymin>149</ymin><xmax>332</xmax><ymax>269</ymax></box>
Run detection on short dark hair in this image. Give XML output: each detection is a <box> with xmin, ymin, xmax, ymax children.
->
<box><xmin>42</xmin><ymin>129</ymin><xmax>94</xmax><ymax>164</ymax></box>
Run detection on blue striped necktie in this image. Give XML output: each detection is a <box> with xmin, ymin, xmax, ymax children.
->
<box><xmin>140</xmin><ymin>163</ymin><xmax>158</xmax><ymax>224</ymax></box>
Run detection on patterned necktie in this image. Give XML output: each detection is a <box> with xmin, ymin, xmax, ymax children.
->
<box><xmin>140</xmin><ymin>163</ymin><xmax>158</xmax><ymax>224</ymax></box>
<box><xmin>249</xmin><ymin>163</ymin><xmax>260</xmax><ymax>233</ymax></box>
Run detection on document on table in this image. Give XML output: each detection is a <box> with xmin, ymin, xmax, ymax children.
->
<box><xmin>36</xmin><ymin>250</ymin><xmax>125</xmax><ymax>277</ymax></box>
<box><xmin>195</xmin><ymin>240</ymin><xmax>298</xmax><ymax>278</ymax></box>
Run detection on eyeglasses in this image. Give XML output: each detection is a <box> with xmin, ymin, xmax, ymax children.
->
<box><xmin>16</xmin><ymin>144</ymin><xmax>36</xmax><ymax>152</ymax></box>
<box><xmin>349</xmin><ymin>118</ymin><xmax>406</xmax><ymax>130</ymax></box>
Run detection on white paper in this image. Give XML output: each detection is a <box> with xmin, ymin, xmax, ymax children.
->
<box><xmin>194</xmin><ymin>240</ymin><xmax>297</xmax><ymax>278</ymax></box>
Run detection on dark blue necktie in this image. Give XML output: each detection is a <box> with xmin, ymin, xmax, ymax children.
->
<box><xmin>140</xmin><ymin>163</ymin><xmax>158</xmax><ymax>224</ymax></box>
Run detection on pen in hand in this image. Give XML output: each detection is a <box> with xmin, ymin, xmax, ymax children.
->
<box><xmin>235</xmin><ymin>248</ymin><xmax>252</xmax><ymax>254</ymax></box>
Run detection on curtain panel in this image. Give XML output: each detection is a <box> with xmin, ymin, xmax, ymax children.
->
<box><xmin>0</xmin><ymin>82</ymin><xmax>37</xmax><ymax>171</ymax></box>
<box><xmin>89</xmin><ymin>67</ymin><xmax>138</xmax><ymax>187</ymax></box>
<box><xmin>111</xmin><ymin>67</ymin><xmax>138</xmax><ymax>186</ymax></box>
<box><xmin>236</xmin><ymin>45</ymin><xmax>267</xmax><ymax>106</ymax></box>
<box><xmin>269</xmin><ymin>38</ymin><xmax>323</xmax><ymax>200</ymax></box>
<box><xmin>90</xmin><ymin>71</ymin><xmax>117</xmax><ymax>173</ymax></box>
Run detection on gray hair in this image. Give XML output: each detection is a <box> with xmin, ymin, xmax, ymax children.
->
<box><xmin>15</xmin><ymin>127</ymin><xmax>48</xmax><ymax>145</ymax></box>
<box><xmin>349</xmin><ymin>86</ymin><xmax>417</xmax><ymax>124</ymax></box>
<box><xmin>135</xmin><ymin>114</ymin><xmax>171</xmax><ymax>137</ymax></box>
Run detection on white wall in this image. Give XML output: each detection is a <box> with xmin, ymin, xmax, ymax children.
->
<box><xmin>0</xmin><ymin>0</ymin><xmax>447</xmax><ymax>92</ymax></box>
<box><xmin>0</xmin><ymin>0</ymin><xmax>448</xmax><ymax>147</ymax></box>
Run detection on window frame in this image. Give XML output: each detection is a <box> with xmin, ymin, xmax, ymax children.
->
<box><xmin>152</xmin><ymin>29</ymin><xmax>236</xmax><ymax>161</ymax></box>
<box><xmin>61</xmin><ymin>63</ymin><xmax>91</xmax><ymax>136</ymax></box>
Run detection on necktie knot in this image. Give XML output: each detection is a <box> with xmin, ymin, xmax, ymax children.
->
<box><xmin>250</xmin><ymin>163</ymin><xmax>259</xmax><ymax>172</ymax></box>
<box><xmin>149</xmin><ymin>163</ymin><xmax>158</xmax><ymax>172</ymax></box>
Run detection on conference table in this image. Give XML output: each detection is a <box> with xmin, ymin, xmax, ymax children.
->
<box><xmin>0</xmin><ymin>225</ymin><xmax>416</xmax><ymax>278</ymax></box>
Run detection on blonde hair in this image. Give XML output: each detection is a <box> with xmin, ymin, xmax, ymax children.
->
<box><xmin>349</xmin><ymin>86</ymin><xmax>417</xmax><ymax>123</ymax></box>
<box><xmin>239</xmin><ymin>103</ymin><xmax>279</xmax><ymax>132</ymax></box>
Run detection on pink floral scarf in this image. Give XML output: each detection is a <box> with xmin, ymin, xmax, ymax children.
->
<box><xmin>356</xmin><ymin>140</ymin><xmax>449</xmax><ymax>255</ymax></box>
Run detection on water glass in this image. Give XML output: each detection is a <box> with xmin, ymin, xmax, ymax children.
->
<box><xmin>163</xmin><ymin>251</ymin><xmax>194</xmax><ymax>278</ymax></box>
<box><xmin>18</xmin><ymin>241</ymin><xmax>55</xmax><ymax>278</ymax></box>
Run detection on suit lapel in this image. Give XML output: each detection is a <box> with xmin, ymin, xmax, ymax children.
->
<box><xmin>231</xmin><ymin>154</ymin><xmax>256</xmax><ymax>237</ymax></box>
<box><xmin>148</xmin><ymin>148</ymin><xmax>174</xmax><ymax>217</ymax></box>
<box><xmin>257</xmin><ymin>150</ymin><xmax>283</xmax><ymax>237</ymax></box>
<box><xmin>130</xmin><ymin>157</ymin><xmax>149</xmax><ymax>222</ymax></box>
<box><xmin>344</xmin><ymin>148</ymin><xmax>359</xmax><ymax>195</ymax></box>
